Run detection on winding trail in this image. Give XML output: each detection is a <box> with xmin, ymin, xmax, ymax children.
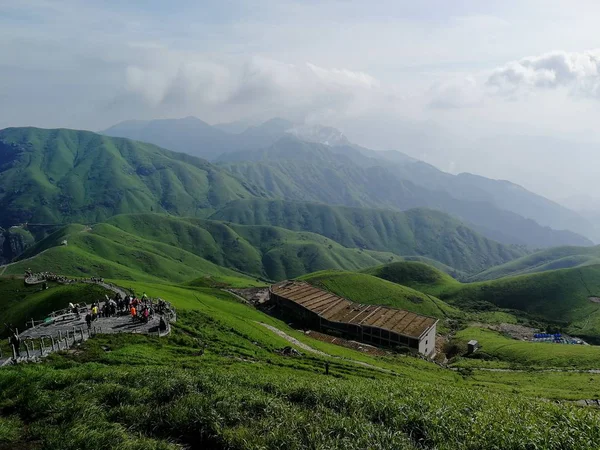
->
<box><xmin>0</xmin><ymin>226</ymin><xmax>93</xmax><ymax>276</ymax></box>
<box><xmin>256</xmin><ymin>322</ymin><xmax>399</xmax><ymax>375</ymax></box>
<box><xmin>258</xmin><ymin>322</ymin><xmax>327</xmax><ymax>356</ymax></box>
<box><xmin>0</xmin><ymin>248</ymin><xmax>52</xmax><ymax>275</ymax></box>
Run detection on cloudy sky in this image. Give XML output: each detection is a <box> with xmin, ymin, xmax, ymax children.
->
<box><xmin>2</xmin><ymin>0</ymin><xmax>600</xmax><ymax>204</ymax></box>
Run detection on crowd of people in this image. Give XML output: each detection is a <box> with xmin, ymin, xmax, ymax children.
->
<box><xmin>4</xmin><ymin>292</ymin><xmax>174</xmax><ymax>360</ymax></box>
<box><xmin>83</xmin><ymin>292</ymin><xmax>161</xmax><ymax>330</ymax></box>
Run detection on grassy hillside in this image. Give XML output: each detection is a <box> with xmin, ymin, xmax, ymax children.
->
<box><xmin>0</xmin><ymin>127</ymin><xmax>265</xmax><ymax>228</ymax></box>
<box><xmin>217</xmin><ymin>136</ymin><xmax>592</xmax><ymax>248</ymax></box>
<box><xmin>5</xmin><ymin>214</ymin><xmax>401</xmax><ymax>282</ymax></box>
<box><xmin>472</xmin><ymin>245</ymin><xmax>600</xmax><ymax>281</ymax></box>
<box><xmin>368</xmin><ymin>261</ymin><xmax>600</xmax><ymax>340</ymax></box>
<box><xmin>3</xmin><ymin>279</ymin><xmax>600</xmax><ymax>448</ymax></box>
<box><xmin>364</xmin><ymin>261</ymin><xmax>461</xmax><ymax>294</ymax></box>
<box><xmin>299</xmin><ymin>270</ymin><xmax>457</xmax><ymax>318</ymax></box>
<box><xmin>5</xmin><ymin>223</ymin><xmax>262</xmax><ymax>286</ymax></box>
<box><xmin>109</xmin><ymin>214</ymin><xmax>402</xmax><ymax>280</ymax></box>
<box><xmin>454</xmin><ymin>326</ymin><xmax>600</xmax><ymax>369</ymax></box>
<box><xmin>212</xmin><ymin>199</ymin><xmax>525</xmax><ymax>274</ymax></box>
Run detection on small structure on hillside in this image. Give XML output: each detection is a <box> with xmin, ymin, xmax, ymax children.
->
<box><xmin>270</xmin><ymin>281</ymin><xmax>438</xmax><ymax>356</ymax></box>
<box><xmin>467</xmin><ymin>340</ymin><xmax>479</xmax><ymax>354</ymax></box>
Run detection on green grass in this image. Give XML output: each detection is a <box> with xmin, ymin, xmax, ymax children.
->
<box><xmin>6</xmin><ymin>214</ymin><xmax>408</xmax><ymax>283</ymax></box>
<box><xmin>367</xmin><ymin>261</ymin><xmax>600</xmax><ymax>340</ymax></box>
<box><xmin>211</xmin><ymin>198</ymin><xmax>526</xmax><ymax>274</ymax></box>
<box><xmin>472</xmin><ymin>245</ymin><xmax>600</xmax><ymax>281</ymax></box>
<box><xmin>3</xmin><ymin>279</ymin><xmax>600</xmax><ymax>449</ymax></box>
<box><xmin>364</xmin><ymin>261</ymin><xmax>461</xmax><ymax>295</ymax></box>
<box><xmin>300</xmin><ymin>270</ymin><xmax>458</xmax><ymax>319</ymax></box>
<box><xmin>453</xmin><ymin>326</ymin><xmax>600</xmax><ymax>369</ymax></box>
<box><xmin>0</xmin><ymin>127</ymin><xmax>264</xmax><ymax>228</ymax></box>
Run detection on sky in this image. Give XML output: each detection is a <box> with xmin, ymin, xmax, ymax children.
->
<box><xmin>2</xmin><ymin>0</ymin><xmax>600</xmax><ymax>205</ymax></box>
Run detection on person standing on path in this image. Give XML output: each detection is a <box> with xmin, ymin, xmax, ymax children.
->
<box><xmin>7</xmin><ymin>324</ymin><xmax>21</xmax><ymax>358</ymax></box>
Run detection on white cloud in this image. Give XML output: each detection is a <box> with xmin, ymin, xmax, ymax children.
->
<box><xmin>487</xmin><ymin>49</ymin><xmax>600</xmax><ymax>97</ymax></box>
<box><xmin>428</xmin><ymin>76</ymin><xmax>483</xmax><ymax>109</ymax></box>
<box><xmin>123</xmin><ymin>53</ymin><xmax>397</xmax><ymax>122</ymax></box>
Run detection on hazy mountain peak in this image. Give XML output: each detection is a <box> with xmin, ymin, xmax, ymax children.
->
<box><xmin>287</xmin><ymin>124</ymin><xmax>350</xmax><ymax>146</ymax></box>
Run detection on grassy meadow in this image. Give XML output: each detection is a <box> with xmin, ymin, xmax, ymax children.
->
<box><xmin>453</xmin><ymin>326</ymin><xmax>600</xmax><ymax>370</ymax></box>
<box><xmin>3</xmin><ymin>278</ymin><xmax>600</xmax><ymax>448</ymax></box>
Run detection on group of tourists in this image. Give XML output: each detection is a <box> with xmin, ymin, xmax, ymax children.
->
<box><xmin>83</xmin><ymin>292</ymin><xmax>157</xmax><ymax>330</ymax></box>
<box><xmin>5</xmin><ymin>324</ymin><xmax>21</xmax><ymax>357</ymax></box>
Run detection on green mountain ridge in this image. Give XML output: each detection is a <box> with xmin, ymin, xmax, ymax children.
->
<box><xmin>217</xmin><ymin>136</ymin><xmax>593</xmax><ymax>248</ymax></box>
<box><xmin>6</xmin><ymin>213</ymin><xmax>405</xmax><ymax>282</ymax></box>
<box><xmin>211</xmin><ymin>198</ymin><xmax>525</xmax><ymax>274</ymax></box>
<box><xmin>365</xmin><ymin>261</ymin><xmax>600</xmax><ymax>340</ymax></box>
<box><xmin>0</xmin><ymin>127</ymin><xmax>264</xmax><ymax>227</ymax></box>
<box><xmin>471</xmin><ymin>245</ymin><xmax>600</xmax><ymax>281</ymax></box>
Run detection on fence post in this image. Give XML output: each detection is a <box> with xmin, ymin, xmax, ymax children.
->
<box><xmin>79</xmin><ymin>327</ymin><xmax>84</xmax><ymax>342</ymax></box>
<box><xmin>40</xmin><ymin>337</ymin><xmax>45</xmax><ymax>355</ymax></box>
<box><xmin>25</xmin><ymin>341</ymin><xmax>30</xmax><ymax>359</ymax></box>
<box><xmin>11</xmin><ymin>344</ymin><xmax>16</xmax><ymax>360</ymax></box>
<box><xmin>51</xmin><ymin>336</ymin><xmax>55</xmax><ymax>351</ymax></box>
<box><xmin>31</xmin><ymin>318</ymin><xmax>34</xmax><ymax>328</ymax></box>
<box><xmin>58</xmin><ymin>330</ymin><xmax>62</xmax><ymax>341</ymax></box>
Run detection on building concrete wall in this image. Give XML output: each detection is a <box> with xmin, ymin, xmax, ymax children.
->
<box><xmin>418</xmin><ymin>322</ymin><xmax>437</xmax><ymax>357</ymax></box>
<box><xmin>273</xmin><ymin>291</ymin><xmax>438</xmax><ymax>356</ymax></box>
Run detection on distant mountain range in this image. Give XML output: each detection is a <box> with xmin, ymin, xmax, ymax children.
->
<box><xmin>102</xmin><ymin>116</ymin><xmax>295</xmax><ymax>161</ymax></box>
<box><xmin>217</xmin><ymin>136</ymin><xmax>592</xmax><ymax>248</ymax></box>
<box><xmin>0</xmin><ymin>122</ymin><xmax>595</xmax><ymax>279</ymax></box>
<box><xmin>0</xmin><ymin>127</ymin><xmax>534</xmax><ymax>274</ymax></box>
<box><xmin>101</xmin><ymin>116</ymin><xmax>596</xmax><ymax>248</ymax></box>
<box><xmin>211</xmin><ymin>199</ymin><xmax>525</xmax><ymax>273</ymax></box>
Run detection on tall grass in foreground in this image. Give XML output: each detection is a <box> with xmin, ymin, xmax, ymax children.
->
<box><xmin>1</xmin><ymin>361</ymin><xmax>600</xmax><ymax>450</ymax></box>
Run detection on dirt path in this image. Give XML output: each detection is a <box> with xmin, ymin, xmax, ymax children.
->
<box><xmin>0</xmin><ymin>248</ymin><xmax>52</xmax><ymax>275</ymax></box>
<box><xmin>258</xmin><ymin>322</ymin><xmax>328</xmax><ymax>356</ymax></box>
<box><xmin>0</xmin><ymin>226</ymin><xmax>93</xmax><ymax>277</ymax></box>
<box><xmin>256</xmin><ymin>322</ymin><xmax>399</xmax><ymax>375</ymax></box>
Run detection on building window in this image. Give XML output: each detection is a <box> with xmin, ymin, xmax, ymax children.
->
<box><xmin>426</xmin><ymin>340</ymin><xmax>428</xmax><ymax>345</ymax></box>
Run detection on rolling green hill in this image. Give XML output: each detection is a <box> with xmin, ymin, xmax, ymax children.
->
<box><xmin>367</xmin><ymin>261</ymin><xmax>600</xmax><ymax>340</ymax></box>
<box><xmin>217</xmin><ymin>136</ymin><xmax>592</xmax><ymax>248</ymax></box>
<box><xmin>105</xmin><ymin>116</ymin><xmax>598</xmax><ymax>244</ymax></box>
<box><xmin>4</xmin><ymin>278</ymin><xmax>600</xmax><ymax>449</ymax></box>
<box><xmin>364</xmin><ymin>261</ymin><xmax>461</xmax><ymax>294</ymax></box>
<box><xmin>453</xmin><ymin>326</ymin><xmax>600</xmax><ymax>369</ymax></box>
<box><xmin>5</xmin><ymin>214</ymin><xmax>404</xmax><ymax>282</ymax></box>
<box><xmin>299</xmin><ymin>270</ymin><xmax>458</xmax><ymax>318</ymax></box>
<box><xmin>212</xmin><ymin>199</ymin><xmax>524</xmax><ymax>274</ymax></box>
<box><xmin>471</xmin><ymin>245</ymin><xmax>600</xmax><ymax>281</ymax></box>
<box><xmin>0</xmin><ymin>127</ymin><xmax>265</xmax><ymax>228</ymax></box>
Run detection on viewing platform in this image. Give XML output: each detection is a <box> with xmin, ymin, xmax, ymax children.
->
<box><xmin>1</xmin><ymin>274</ymin><xmax>176</xmax><ymax>366</ymax></box>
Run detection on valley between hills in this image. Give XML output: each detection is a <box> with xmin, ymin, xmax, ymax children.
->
<box><xmin>3</xmin><ymin>121</ymin><xmax>600</xmax><ymax>449</ymax></box>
